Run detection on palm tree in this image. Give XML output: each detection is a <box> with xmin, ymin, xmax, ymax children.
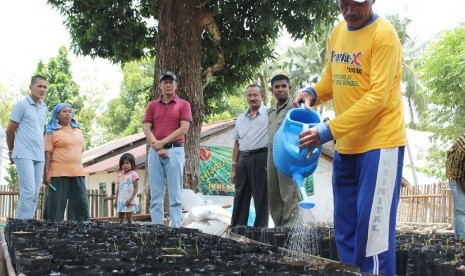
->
<box><xmin>274</xmin><ymin>24</ymin><xmax>332</xmax><ymax>91</ymax></box>
<box><xmin>263</xmin><ymin>24</ymin><xmax>334</xmax><ymax>115</ymax></box>
<box><xmin>387</xmin><ymin>14</ymin><xmax>428</xmax><ymax>130</ymax></box>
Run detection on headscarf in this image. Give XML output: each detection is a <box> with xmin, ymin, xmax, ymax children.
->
<box><xmin>46</xmin><ymin>103</ymin><xmax>81</xmax><ymax>134</ymax></box>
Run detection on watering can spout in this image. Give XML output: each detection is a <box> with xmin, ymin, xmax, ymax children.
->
<box><xmin>292</xmin><ymin>173</ymin><xmax>315</xmax><ymax>209</ymax></box>
<box><xmin>292</xmin><ymin>173</ymin><xmax>304</xmax><ymax>189</ymax></box>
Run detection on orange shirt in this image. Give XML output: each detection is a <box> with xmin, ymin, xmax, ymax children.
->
<box><xmin>45</xmin><ymin>128</ymin><xmax>85</xmax><ymax>177</ymax></box>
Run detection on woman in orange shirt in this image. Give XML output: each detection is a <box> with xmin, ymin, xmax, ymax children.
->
<box><xmin>43</xmin><ymin>103</ymin><xmax>89</xmax><ymax>221</ymax></box>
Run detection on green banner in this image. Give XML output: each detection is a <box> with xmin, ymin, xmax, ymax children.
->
<box><xmin>199</xmin><ymin>145</ymin><xmax>235</xmax><ymax>196</ymax></box>
<box><xmin>198</xmin><ymin>145</ymin><xmax>314</xmax><ymax>196</ymax></box>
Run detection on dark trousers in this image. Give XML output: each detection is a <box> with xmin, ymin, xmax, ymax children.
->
<box><xmin>231</xmin><ymin>150</ymin><xmax>269</xmax><ymax>227</ymax></box>
<box><xmin>43</xmin><ymin>176</ymin><xmax>89</xmax><ymax>222</ymax></box>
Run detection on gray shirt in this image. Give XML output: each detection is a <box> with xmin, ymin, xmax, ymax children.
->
<box><xmin>233</xmin><ymin>104</ymin><xmax>268</xmax><ymax>151</ymax></box>
<box><xmin>10</xmin><ymin>96</ymin><xmax>47</xmax><ymax>161</ymax></box>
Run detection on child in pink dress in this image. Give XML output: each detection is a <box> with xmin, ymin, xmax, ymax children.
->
<box><xmin>114</xmin><ymin>153</ymin><xmax>140</xmax><ymax>223</ymax></box>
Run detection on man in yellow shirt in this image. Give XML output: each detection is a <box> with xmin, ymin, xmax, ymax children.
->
<box><xmin>293</xmin><ymin>1</ymin><xmax>405</xmax><ymax>275</ymax></box>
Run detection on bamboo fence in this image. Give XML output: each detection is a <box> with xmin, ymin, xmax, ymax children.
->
<box><xmin>0</xmin><ymin>183</ymin><xmax>453</xmax><ymax>224</ymax></box>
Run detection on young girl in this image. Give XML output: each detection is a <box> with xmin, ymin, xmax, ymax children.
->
<box><xmin>114</xmin><ymin>153</ymin><xmax>140</xmax><ymax>223</ymax></box>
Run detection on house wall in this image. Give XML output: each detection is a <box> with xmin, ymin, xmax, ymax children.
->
<box><xmin>201</xmin><ymin>127</ymin><xmax>235</xmax><ymax>147</ymax></box>
<box><xmin>309</xmin><ymin>157</ymin><xmax>333</xmax><ymax>223</ymax></box>
<box><xmin>86</xmin><ymin>168</ymin><xmax>147</xmax><ymax>196</ymax></box>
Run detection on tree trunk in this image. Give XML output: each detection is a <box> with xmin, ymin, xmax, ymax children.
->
<box><xmin>153</xmin><ymin>0</ymin><xmax>205</xmax><ymax>193</ymax></box>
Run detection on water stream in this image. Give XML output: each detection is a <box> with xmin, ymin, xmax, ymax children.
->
<box><xmin>283</xmin><ymin>208</ymin><xmax>319</xmax><ymax>260</ymax></box>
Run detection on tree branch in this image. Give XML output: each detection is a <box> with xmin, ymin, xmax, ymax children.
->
<box><xmin>200</xmin><ymin>12</ymin><xmax>224</xmax><ymax>90</ymax></box>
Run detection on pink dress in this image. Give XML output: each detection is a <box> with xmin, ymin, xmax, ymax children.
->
<box><xmin>116</xmin><ymin>170</ymin><xmax>140</xmax><ymax>213</ymax></box>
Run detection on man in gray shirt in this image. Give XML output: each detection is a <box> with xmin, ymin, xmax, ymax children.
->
<box><xmin>230</xmin><ymin>84</ymin><xmax>269</xmax><ymax>227</ymax></box>
<box><xmin>6</xmin><ymin>75</ymin><xmax>48</xmax><ymax>219</ymax></box>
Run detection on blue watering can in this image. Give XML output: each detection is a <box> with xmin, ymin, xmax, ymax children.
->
<box><xmin>273</xmin><ymin>104</ymin><xmax>322</xmax><ymax>209</ymax></box>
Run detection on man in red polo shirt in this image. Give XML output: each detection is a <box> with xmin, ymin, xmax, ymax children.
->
<box><xmin>143</xmin><ymin>71</ymin><xmax>192</xmax><ymax>227</ymax></box>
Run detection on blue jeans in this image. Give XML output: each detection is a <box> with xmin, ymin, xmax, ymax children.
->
<box><xmin>13</xmin><ymin>158</ymin><xmax>45</xmax><ymax>219</ymax></box>
<box><xmin>449</xmin><ymin>180</ymin><xmax>465</xmax><ymax>238</ymax></box>
<box><xmin>148</xmin><ymin>147</ymin><xmax>185</xmax><ymax>227</ymax></box>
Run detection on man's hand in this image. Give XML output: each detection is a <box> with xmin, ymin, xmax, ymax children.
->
<box><xmin>293</xmin><ymin>91</ymin><xmax>314</xmax><ymax>109</ymax></box>
<box><xmin>230</xmin><ymin>166</ymin><xmax>236</xmax><ymax>184</ymax></box>
<box><xmin>151</xmin><ymin>140</ymin><xmax>165</xmax><ymax>151</ymax></box>
<box><xmin>8</xmin><ymin>151</ymin><xmax>14</xmax><ymax>164</ymax></box>
<box><xmin>157</xmin><ymin>148</ymin><xmax>169</xmax><ymax>159</ymax></box>
<box><xmin>299</xmin><ymin>126</ymin><xmax>322</xmax><ymax>158</ymax></box>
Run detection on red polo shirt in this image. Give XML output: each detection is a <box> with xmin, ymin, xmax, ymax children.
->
<box><xmin>143</xmin><ymin>95</ymin><xmax>192</xmax><ymax>143</ymax></box>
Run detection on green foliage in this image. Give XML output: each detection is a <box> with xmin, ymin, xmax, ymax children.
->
<box><xmin>47</xmin><ymin>0</ymin><xmax>339</xmax><ymax>110</ymax></box>
<box><xmin>33</xmin><ymin>46</ymin><xmax>106</xmax><ymax>147</ymax></box>
<box><xmin>267</xmin><ymin>23</ymin><xmax>332</xmax><ymax>87</ymax></box>
<box><xmin>99</xmin><ymin>58</ymin><xmax>153</xmax><ymax>140</ymax></box>
<box><xmin>47</xmin><ymin>0</ymin><xmax>340</xmax><ymax>190</ymax></box>
<box><xmin>35</xmin><ymin>46</ymin><xmax>84</xmax><ymax>115</ymax></box>
<box><xmin>201</xmin><ymin>1</ymin><xmax>339</xmax><ymax>108</ymax></box>
<box><xmin>416</xmin><ymin>24</ymin><xmax>465</xmax><ymax>141</ymax></box>
<box><xmin>418</xmin><ymin>141</ymin><xmax>447</xmax><ymax>181</ymax></box>
<box><xmin>99</xmin><ymin>98</ymin><xmax>131</xmax><ymax>140</ymax></box>
<box><xmin>386</xmin><ymin>14</ymin><xmax>411</xmax><ymax>45</ymax></box>
<box><xmin>4</xmin><ymin>164</ymin><xmax>18</xmax><ymax>190</ymax></box>
<box><xmin>0</xmin><ymin>83</ymin><xmax>15</xmax><ymax>127</ymax></box>
<box><xmin>101</xmin><ymin>57</ymin><xmax>247</xmax><ymax>138</ymax></box>
<box><xmin>415</xmin><ymin>24</ymin><xmax>465</xmax><ymax>179</ymax></box>
<box><xmin>75</xmin><ymin>102</ymin><xmax>98</xmax><ymax>149</ymax></box>
<box><xmin>261</xmin><ymin>23</ymin><xmax>333</xmax><ymax>115</ymax></box>
<box><xmin>78</xmin><ymin>86</ymin><xmax>108</xmax><ymax>148</ymax></box>
<box><xmin>123</xmin><ymin>94</ymin><xmax>148</xmax><ymax>135</ymax></box>
<box><xmin>48</xmin><ymin>0</ymin><xmax>155</xmax><ymax>63</ymax></box>
<box><xmin>204</xmin><ymin>94</ymin><xmax>248</xmax><ymax>123</ymax></box>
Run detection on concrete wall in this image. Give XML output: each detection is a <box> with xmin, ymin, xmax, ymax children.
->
<box><xmin>309</xmin><ymin>157</ymin><xmax>333</xmax><ymax>223</ymax></box>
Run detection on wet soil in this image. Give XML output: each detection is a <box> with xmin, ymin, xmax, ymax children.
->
<box><xmin>230</xmin><ymin>223</ymin><xmax>465</xmax><ymax>276</ymax></box>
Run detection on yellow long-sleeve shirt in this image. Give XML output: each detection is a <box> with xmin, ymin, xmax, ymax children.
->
<box><xmin>314</xmin><ymin>16</ymin><xmax>406</xmax><ymax>154</ymax></box>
